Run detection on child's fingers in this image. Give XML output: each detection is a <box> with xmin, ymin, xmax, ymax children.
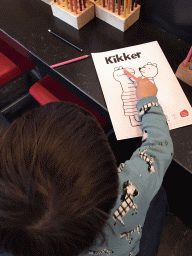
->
<box><xmin>136</xmin><ymin>77</ymin><xmax>158</xmax><ymax>100</ymax></box>
<box><xmin>136</xmin><ymin>77</ymin><xmax>143</xmax><ymax>82</ymax></box>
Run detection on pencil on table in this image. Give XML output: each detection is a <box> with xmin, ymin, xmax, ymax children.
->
<box><xmin>123</xmin><ymin>69</ymin><xmax>137</xmax><ymax>81</ymax></box>
<box><xmin>103</xmin><ymin>0</ymin><xmax>105</xmax><ymax>8</ymax></box>
<box><xmin>48</xmin><ymin>29</ymin><xmax>83</xmax><ymax>52</ymax></box>
<box><xmin>50</xmin><ymin>55</ymin><xmax>90</xmax><ymax>68</ymax></box>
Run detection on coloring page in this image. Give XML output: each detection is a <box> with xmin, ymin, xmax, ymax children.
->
<box><xmin>91</xmin><ymin>41</ymin><xmax>192</xmax><ymax>140</ymax></box>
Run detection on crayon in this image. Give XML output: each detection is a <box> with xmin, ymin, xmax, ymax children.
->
<box><xmin>124</xmin><ymin>69</ymin><xmax>137</xmax><ymax>81</ymax></box>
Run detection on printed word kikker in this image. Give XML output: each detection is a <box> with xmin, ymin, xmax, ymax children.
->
<box><xmin>105</xmin><ymin>52</ymin><xmax>141</xmax><ymax>64</ymax></box>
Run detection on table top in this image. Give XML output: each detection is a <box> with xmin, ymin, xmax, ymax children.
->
<box><xmin>1</xmin><ymin>0</ymin><xmax>192</xmax><ymax>173</ymax></box>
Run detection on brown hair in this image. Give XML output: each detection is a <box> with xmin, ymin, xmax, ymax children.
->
<box><xmin>0</xmin><ymin>102</ymin><xmax>118</xmax><ymax>256</ymax></box>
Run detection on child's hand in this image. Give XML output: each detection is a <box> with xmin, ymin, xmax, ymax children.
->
<box><xmin>136</xmin><ymin>77</ymin><xmax>158</xmax><ymax>100</ymax></box>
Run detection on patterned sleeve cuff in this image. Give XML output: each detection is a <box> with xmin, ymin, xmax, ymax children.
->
<box><xmin>136</xmin><ymin>96</ymin><xmax>159</xmax><ymax>116</ymax></box>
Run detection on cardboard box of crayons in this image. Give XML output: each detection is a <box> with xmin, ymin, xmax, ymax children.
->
<box><xmin>51</xmin><ymin>0</ymin><xmax>95</xmax><ymax>29</ymax></box>
<box><xmin>90</xmin><ymin>0</ymin><xmax>140</xmax><ymax>32</ymax></box>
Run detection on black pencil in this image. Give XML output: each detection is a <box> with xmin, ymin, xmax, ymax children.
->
<box><xmin>48</xmin><ymin>29</ymin><xmax>83</xmax><ymax>52</ymax></box>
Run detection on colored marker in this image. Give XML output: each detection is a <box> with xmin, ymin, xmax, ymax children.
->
<box><xmin>50</xmin><ymin>55</ymin><xmax>89</xmax><ymax>68</ymax></box>
<box><xmin>190</xmin><ymin>65</ymin><xmax>192</xmax><ymax>70</ymax></box>
<box><xmin>48</xmin><ymin>30</ymin><xmax>83</xmax><ymax>52</ymax></box>
<box><xmin>183</xmin><ymin>46</ymin><xmax>192</xmax><ymax>67</ymax></box>
<box><xmin>124</xmin><ymin>69</ymin><xmax>137</xmax><ymax>81</ymax></box>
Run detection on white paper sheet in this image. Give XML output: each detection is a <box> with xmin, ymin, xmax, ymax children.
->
<box><xmin>91</xmin><ymin>41</ymin><xmax>192</xmax><ymax>140</ymax></box>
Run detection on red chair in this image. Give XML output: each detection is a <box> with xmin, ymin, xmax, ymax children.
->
<box><xmin>0</xmin><ymin>33</ymin><xmax>35</xmax><ymax>87</ymax></box>
<box><xmin>29</xmin><ymin>75</ymin><xmax>108</xmax><ymax>128</ymax></box>
<box><xmin>29</xmin><ymin>80</ymin><xmax>60</xmax><ymax>105</ymax></box>
<box><xmin>0</xmin><ymin>52</ymin><xmax>20</xmax><ymax>87</ymax></box>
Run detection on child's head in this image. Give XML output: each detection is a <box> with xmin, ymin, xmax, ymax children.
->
<box><xmin>0</xmin><ymin>102</ymin><xmax>118</xmax><ymax>256</ymax></box>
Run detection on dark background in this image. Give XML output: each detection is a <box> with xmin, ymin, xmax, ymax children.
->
<box><xmin>139</xmin><ymin>0</ymin><xmax>192</xmax><ymax>45</ymax></box>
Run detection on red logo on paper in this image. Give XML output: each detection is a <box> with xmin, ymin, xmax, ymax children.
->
<box><xmin>180</xmin><ymin>110</ymin><xmax>189</xmax><ymax>117</ymax></box>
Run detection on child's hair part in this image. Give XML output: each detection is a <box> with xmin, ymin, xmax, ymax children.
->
<box><xmin>0</xmin><ymin>102</ymin><xmax>118</xmax><ymax>256</ymax></box>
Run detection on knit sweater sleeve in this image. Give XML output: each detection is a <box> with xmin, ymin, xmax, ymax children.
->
<box><xmin>122</xmin><ymin>96</ymin><xmax>174</xmax><ymax>202</ymax></box>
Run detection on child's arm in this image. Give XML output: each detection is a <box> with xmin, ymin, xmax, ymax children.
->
<box><xmin>121</xmin><ymin>77</ymin><xmax>173</xmax><ymax>203</ymax></box>
<box><xmin>79</xmin><ymin>78</ymin><xmax>174</xmax><ymax>256</ymax></box>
